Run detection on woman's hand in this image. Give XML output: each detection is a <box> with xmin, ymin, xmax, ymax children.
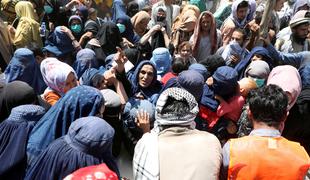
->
<box><xmin>113</xmin><ymin>47</ymin><xmax>128</xmax><ymax>73</ymax></box>
<box><xmin>60</xmin><ymin>26</ymin><xmax>75</xmax><ymax>40</ymax></box>
<box><xmin>135</xmin><ymin>110</ymin><xmax>150</xmax><ymax>133</ymax></box>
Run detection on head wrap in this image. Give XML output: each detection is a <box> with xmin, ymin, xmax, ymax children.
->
<box><xmin>189</xmin><ymin>63</ymin><xmax>210</xmax><ymax>81</ymax></box>
<box><xmin>131</xmin><ymin>11</ymin><xmax>151</xmax><ymax>36</ymax></box>
<box><xmin>96</xmin><ymin>22</ymin><xmax>122</xmax><ymax>56</ymax></box>
<box><xmin>64</xmin><ymin>163</ymin><xmax>118</xmax><ymax>180</ymax></box>
<box><xmin>115</xmin><ymin>14</ymin><xmax>136</xmax><ymax>43</ymax></box>
<box><xmin>154</xmin><ymin>87</ymin><xmax>199</xmax><ymax>130</ymax></box>
<box><xmin>27</xmin><ymin>86</ymin><xmax>104</xmax><ymax>161</ymax></box>
<box><xmin>25</xmin><ymin>116</ymin><xmax>119</xmax><ymax>179</ymax></box>
<box><xmin>212</xmin><ymin>66</ymin><xmax>238</xmax><ymax>99</ymax></box>
<box><xmin>150</xmin><ymin>47</ymin><xmax>172</xmax><ymax>79</ymax></box>
<box><xmin>4</xmin><ymin>48</ymin><xmax>46</xmax><ymax>94</ymax></box>
<box><xmin>40</xmin><ymin>58</ymin><xmax>77</xmax><ymax>96</ymax></box>
<box><xmin>0</xmin><ymin>105</ymin><xmax>45</xmax><ymax>179</ymax></box>
<box><xmin>192</xmin><ymin>11</ymin><xmax>218</xmax><ymax>56</ymax></box>
<box><xmin>130</xmin><ymin>60</ymin><xmax>163</xmax><ymax>99</ymax></box>
<box><xmin>0</xmin><ymin>81</ymin><xmax>36</xmax><ymax>121</ymax></box>
<box><xmin>245</xmin><ymin>60</ymin><xmax>270</xmax><ymax>79</ymax></box>
<box><xmin>73</xmin><ymin>48</ymin><xmax>98</xmax><ymax>78</ymax></box>
<box><xmin>290</xmin><ymin>10</ymin><xmax>310</xmax><ymax>28</ymax></box>
<box><xmin>177</xmin><ymin>70</ymin><xmax>205</xmax><ymax>101</ymax></box>
<box><xmin>267</xmin><ymin>65</ymin><xmax>302</xmax><ymax>110</ymax></box>
<box><xmin>44</xmin><ymin>26</ymin><xmax>75</xmax><ymax>57</ymax></box>
<box><xmin>79</xmin><ymin>68</ymin><xmax>103</xmax><ymax>89</ymax></box>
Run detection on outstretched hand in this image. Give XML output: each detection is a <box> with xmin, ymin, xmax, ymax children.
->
<box><xmin>113</xmin><ymin>47</ymin><xmax>128</xmax><ymax>73</ymax></box>
<box><xmin>135</xmin><ymin>110</ymin><xmax>150</xmax><ymax>133</ymax></box>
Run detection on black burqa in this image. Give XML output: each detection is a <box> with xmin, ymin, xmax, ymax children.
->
<box><xmin>86</xmin><ymin>22</ymin><xmax>122</xmax><ymax>67</ymax></box>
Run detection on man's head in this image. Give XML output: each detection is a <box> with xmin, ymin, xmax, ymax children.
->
<box><xmin>290</xmin><ymin>10</ymin><xmax>310</xmax><ymax>42</ymax></box>
<box><xmin>231</xmin><ymin>28</ymin><xmax>246</xmax><ymax>46</ymax></box>
<box><xmin>275</xmin><ymin>0</ymin><xmax>285</xmax><ymax>11</ymax></box>
<box><xmin>248</xmin><ymin>85</ymin><xmax>288</xmax><ymax>129</ymax></box>
<box><xmin>236</xmin><ymin>1</ymin><xmax>249</xmax><ymax>21</ymax></box>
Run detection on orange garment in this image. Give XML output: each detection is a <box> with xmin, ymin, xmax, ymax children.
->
<box><xmin>229</xmin><ymin>136</ymin><xmax>310</xmax><ymax>180</ymax></box>
<box><xmin>44</xmin><ymin>91</ymin><xmax>61</xmax><ymax>106</ymax></box>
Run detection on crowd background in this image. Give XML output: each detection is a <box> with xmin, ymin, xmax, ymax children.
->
<box><xmin>0</xmin><ymin>0</ymin><xmax>310</xmax><ymax>179</ymax></box>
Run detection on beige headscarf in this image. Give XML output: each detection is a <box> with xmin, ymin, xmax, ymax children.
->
<box><xmin>14</xmin><ymin>1</ymin><xmax>42</xmax><ymax>48</ymax></box>
<box><xmin>171</xmin><ymin>5</ymin><xmax>200</xmax><ymax>48</ymax></box>
<box><xmin>131</xmin><ymin>11</ymin><xmax>151</xmax><ymax>36</ymax></box>
<box><xmin>0</xmin><ymin>19</ymin><xmax>14</xmax><ymax>67</ymax></box>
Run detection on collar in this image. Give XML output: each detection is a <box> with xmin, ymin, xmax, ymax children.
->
<box><xmin>249</xmin><ymin>128</ymin><xmax>281</xmax><ymax>137</ymax></box>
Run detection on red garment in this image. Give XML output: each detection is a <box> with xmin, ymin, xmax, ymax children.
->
<box><xmin>217</xmin><ymin>95</ymin><xmax>245</xmax><ymax>122</ymax></box>
<box><xmin>199</xmin><ymin>105</ymin><xmax>220</xmax><ymax>129</ymax></box>
<box><xmin>229</xmin><ymin>136</ymin><xmax>310</xmax><ymax>180</ymax></box>
<box><xmin>64</xmin><ymin>163</ymin><xmax>118</xmax><ymax>180</ymax></box>
<box><xmin>161</xmin><ymin>72</ymin><xmax>177</xmax><ymax>85</ymax></box>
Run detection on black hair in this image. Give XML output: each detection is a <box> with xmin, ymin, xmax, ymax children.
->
<box><xmin>233</xmin><ymin>28</ymin><xmax>246</xmax><ymax>40</ymax></box>
<box><xmin>171</xmin><ymin>56</ymin><xmax>189</xmax><ymax>74</ymax></box>
<box><xmin>248</xmin><ymin>84</ymin><xmax>288</xmax><ymax>127</ymax></box>
<box><xmin>161</xmin><ymin>96</ymin><xmax>190</xmax><ymax>116</ymax></box>
<box><xmin>200</xmin><ymin>54</ymin><xmax>226</xmax><ymax>75</ymax></box>
<box><xmin>237</xmin><ymin>1</ymin><xmax>249</xmax><ymax>10</ymax></box>
<box><xmin>27</xmin><ymin>44</ymin><xmax>44</xmax><ymax>57</ymax></box>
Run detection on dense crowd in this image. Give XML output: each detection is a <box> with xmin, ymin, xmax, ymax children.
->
<box><xmin>0</xmin><ymin>0</ymin><xmax>310</xmax><ymax>179</ymax></box>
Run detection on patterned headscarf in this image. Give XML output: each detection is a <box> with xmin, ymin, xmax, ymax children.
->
<box><xmin>154</xmin><ymin>87</ymin><xmax>199</xmax><ymax>131</ymax></box>
<box><xmin>40</xmin><ymin>58</ymin><xmax>77</xmax><ymax>96</ymax></box>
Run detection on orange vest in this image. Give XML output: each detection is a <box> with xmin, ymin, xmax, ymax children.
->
<box><xmin>228</xmin><ymin>136</ymin><xmax>310</xmax><ymax>180</ymax></box>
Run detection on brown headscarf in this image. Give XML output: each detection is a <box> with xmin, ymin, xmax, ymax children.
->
<box><xmin>171</xmin><ymin>5</ymin><xmax>200</xmax><ymax>48</ymax></box>
<box><xmin>192</xmin><ymin>11</ymin><xmax>218</xmax><ymax>57</ymax></box>
<box><xmin>0</xmin><ymin>19</ymin><xmax>13</xmax><ymax>65</ymax></box>
<box><xmin>131</xmin><ymin>11</ymin><xmax>151</xmax><ymax>37</ymax></box>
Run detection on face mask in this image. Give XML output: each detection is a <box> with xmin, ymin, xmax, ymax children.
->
<box><xmin>157</xmin><ymin>16</ymin><xmax>166</xmax><ymax>22</ymax></box>
<box><xmin>254</xmin><ymin>78</ymin><xmax>265</xmax><ymax>87</ymax></box>
<box><xmin>71</xmin><ymin>24</ymin><xmax>82</xmax><ymax>34</ymax></box>
<box><xmin>44</xmin><ymin>5</ymin><xmax>53</xmax><ymax>14</ymax></box>
<box><xmin>117</xmin><ymin>23</ymin><xmax>126</xmax><ymax>33</ymax></box>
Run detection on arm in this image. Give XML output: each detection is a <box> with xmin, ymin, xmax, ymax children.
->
<box><xmin>162</xmin><ymin>27</ymin><xmax>170</xmax><ymax>48</ymax></box>
<box><xmin>140</xmin><ymin>25</ymin><xmax>161</xmax><ymax>45</ymax></box>
<box><xmin>78</xmin><ymin>31</ymin><xmax>93</xmax><ymax>47</ymax></box>
<box><xmin>113</xmin><ymin>80</ymin><xmax>128</xmax><ymax>105</ymax></box>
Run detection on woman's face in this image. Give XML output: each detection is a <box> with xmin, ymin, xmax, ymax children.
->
<box><xmin>63</xmin><ymin>72</ymin><xmax>78</xmax><ymax>93</ymax></box>
<box><xmin>139</xmin><ymin>64</ymin><xmax>154</xmax><ymax>88</ymax></box>
<box><xmin>180</xmin><ymin>44</ymin><xmax>192</xmax><ymax>58</ymax></box>
<box><xmin>251</xmin><ymin>54</ymin><xmax>263</xmax><ymax>61</ymax></box>
<box><xmin>136</xmin><ymin>18</ymin><xmax>150</xmax><ymax>35</ymax></box>
<box><xmin>200</xmin><ymin>14</ymin><xmax>212</xmax><ymax>32</ymax></box>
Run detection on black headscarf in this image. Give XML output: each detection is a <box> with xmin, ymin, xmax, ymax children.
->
<box><xmin>96</xmin><ymin>22</ymin><xmax>122</xmax><ymax>56</ymax></box>
<box><xmin>126</xmin><ymin>1</ymin><xmax>139</xmax><ymax>17</ymax></box>
<box><xmin>0</xmin><ymin>81</ymin><xmax>36</xmax><ymax>122</ymax></box>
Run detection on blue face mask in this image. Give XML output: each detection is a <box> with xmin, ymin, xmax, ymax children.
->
<box><xmin>44</xmin><ymin>5</ymin><xmax>53</xmax><ymax>14</ymax></box>
<box><xmin>116</xmin><ymin>23</ymin><xmax>126</xmax><ymax>34</ymax></box>
<box><xmin>71</xmin><ymin>24</ymin><xmax>82</xmax><ymax>34</ymax></box>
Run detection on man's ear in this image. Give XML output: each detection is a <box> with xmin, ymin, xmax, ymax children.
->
<box><xmin>246</xmin><ymin>105</ymin><xmax>253</xmax><ymax>120</ymax></box>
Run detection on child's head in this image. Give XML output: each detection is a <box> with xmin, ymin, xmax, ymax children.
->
<box><xmin>171</xmin><ymin>56</ymin><xmax>189</xmax><ymax>74</ymax></box>
<box><xmin>238</xmin><ymin>78</ymin><xmax>258</xmax><ymax>97</ymax></box>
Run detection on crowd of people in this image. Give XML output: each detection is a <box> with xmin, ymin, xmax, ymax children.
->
<box><xmin>0</xmin><ymin>0</ymin><xmax>310</xmax><ymax>179</ymax></box>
